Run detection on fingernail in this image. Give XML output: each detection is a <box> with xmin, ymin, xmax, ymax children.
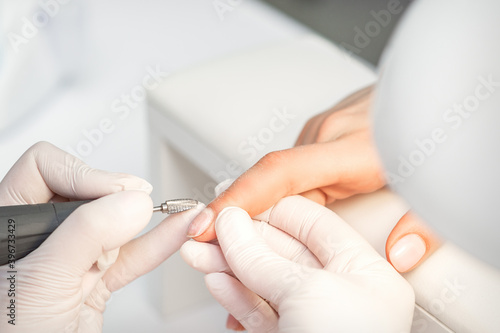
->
<box><xmin>115</xmin><ymin>175</ymin><xmax>153</xmax><ymax>194</ymax></box>
<box><xmin>389</xmin><ymin>234</ymin><xmax>427</xmax><ymax>273</ymax></box>
<box><xmin>187</xmin><ymin>207</ymin><xmax>214</xmax><ymax>238</ymax></box>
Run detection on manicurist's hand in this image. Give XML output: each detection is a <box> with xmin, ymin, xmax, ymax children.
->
<box><xmin>0</xmin><ymin>142</ymin><xmax>203</xmax><ymax>332</ymax></box>
<box><xmin>182</xmin><ymin>196</ymin><xmax>415</xmax><ymax>332</ymax></box>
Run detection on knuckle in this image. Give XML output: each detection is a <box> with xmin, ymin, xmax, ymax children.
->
<box><xmin>315</xmin><ymin>113</ymin><xmax>349</xmax><ymax>142</ymax></box>
<box><xmin>30</xmin><ymin>141</ymin><xmax>52</xmax><ymax>152</ymax></box>
<box><xmin>67</xmin><ymin>160</ymin><xmax>92</xmax><ymax>196</ymax></box>
<box><xmin>257</xmin><ymin>150</ymin><xmax>289</xmax><ymax>169</ymax></box>
<box><xmin>27</xmin><ymin>141</ymin><xmax>54</xmax><ymax>163</ymax></box>
<box><xmin>302</xmin><ymin>117</ymin><xmax>315</xmax><ymax>130</ymax></box>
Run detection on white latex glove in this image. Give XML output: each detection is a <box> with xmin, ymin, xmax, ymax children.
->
<box><xmin>182</xmin><ymin>196</ymin><xmax>415</xmax><ymax>332</ymax></box>
<box><xmin>0</xmin><ymin>142</ymin><xmax>204</xmax><ymax>332</ymax></box>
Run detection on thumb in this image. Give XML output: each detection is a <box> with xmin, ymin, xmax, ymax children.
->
<box><xmin>27</xmin><ymin>190</ymin><xmax>153</xmax><ymax>277</ymax></box>
<box><xmin>215</xmin><ymin>207</ymin><xmax>301</xmax><ymax>305</ymax></box>
<box><xmin>386</xmin><ymin>211</ymin><xmax>442</xmax><ymax>273</ymax></box>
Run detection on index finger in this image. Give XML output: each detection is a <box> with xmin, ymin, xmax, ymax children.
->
<box><xmin>104</xmin><ymin>203</ymin><xmax>205</xmax><ymax>292</ymax></box>
<box><xmin>259</xmin><ymin>196</ymin><xmax>385</xmax><ymax>272</ymax></box>
<box><xmin>188</xmin><ymin>139</ymin><xmax>376</xmax><ymax>242</ymax></box>
<box><xmin>0</xmin><ymin>142</ymin><xmax>152</xmax><ymax>205</ymax></box>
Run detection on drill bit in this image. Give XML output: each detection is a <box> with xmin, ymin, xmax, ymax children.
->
<box><xmin>153</xmin><ymin>199</ymin><xmax>199</xmax><ymax>214</ymax></box>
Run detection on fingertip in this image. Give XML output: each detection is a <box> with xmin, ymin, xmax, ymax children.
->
<box><xmin>110</xmin><ymin>173</ymin><xmax>153</xmax><ymax>194</ymax></box>
<box><xmin>179</xmin><ymin>240</ymin><xmax>206</xmax><ymax>270</ymax></box>
<box><xmin>84</xmin><ymin>190</ymin><xmax>153</xmax><ymax>246</ymax></box>
<box><xmin>217</xmin><ymin>206</ymin><xmax>247</xmax><ymax>218</ymax></box>
<box><xmin>204</xmin><ymin>272</ymin><xmax>228</xmax><ymax>291</ymax></box>
<box><xmin>118</xmin><ymin>190</ymin><xmax>154</xmax><ymax>218</ymax></box>
<box><xmin>187</xmin><ymin>207</ymin><xmax>215</xmax><ymax>240</ymax></box>
<box><xmin>42</xmin><ymin>190</ymin><xmax>154</xmax><ymax>273</ymax></box>
<box><xmin>179</xmin><ymin>241</ymin><xmax>194</xmax><ymax>261</ymax></box>
<box><xmin>386</xmin><ymin>212</ymin><xmax>441</xmax><ymax>273</ymax></box>
<box><xmin>388</xmin><ymin>233</ymin><xmax>427</xmax><ymax>273</ymax></box>
<box><xmin>215</xmin><ymin>207</ymin><xmax>250</xmax><ymax>231</ymax></box>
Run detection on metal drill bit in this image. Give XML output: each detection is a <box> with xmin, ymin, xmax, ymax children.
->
<box><xmin>153</xmin><ymin>199</ymin><xmax>199</xmax><ymax>214</ymax></box>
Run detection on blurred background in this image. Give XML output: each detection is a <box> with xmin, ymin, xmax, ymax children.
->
<box><xmin>263</xmin><ymin>0</ymin><xmax>412</xmax><ymax>65</ymax></box>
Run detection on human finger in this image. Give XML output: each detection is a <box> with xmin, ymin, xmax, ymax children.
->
<box><xmin>188</xmin><ymin>138</ymin><xmax>384</xmax><ymax>241</ymax></box>
<box><xmin>182</xmin><ymin>219</ymin><xmax>322</xmax><ymax>275</ymax></box>
<box><xmin>26</xmin><ymin>191</ymin><xmax>153</xmax><ymax>279</ymax></box>
<box><xmin>253</xmin><ymin>219</ymin><xmax>322</xmax><ymax>269</ymax></box>
<box><xmin>386</xmin><ymin>211</ymin><xmax>442</xmax><ymax>273</ymax></box>
<box><xmin>226</xmin><ymin>314</ymin><xmax>246</xmax><ymax>331</ymax></box>
<box><xmin>180</xmin><ymin>240</ymin><xmax>231</xmax><ymax>275</ymax></box>
<box><xmin>214</xmin><ymin>207</ymin><xmax>309</xmax><ymax>305</ymax></box>
<box><xmin>205</xmin><ymin>273</ymin><xmax>279</xmax><ymax>333</ymax></box>
<box><xmin>0</xmin><ymin>142</ymin><xmax>152</xmax><ymax>206</ymax></box>
<box><xmin>257</xmin><ymin>196</ymin><xmax>385</xmax><ymax>272</ymax></box>
<box><xmin>103</xmin><ymin>203</ymin><xmax>205</xmax><ymax>292</ymax></box>
<box><xmin>295</xmin><ymin>84</ymin><xmax>373</xmax><ymax>146</ymax></box>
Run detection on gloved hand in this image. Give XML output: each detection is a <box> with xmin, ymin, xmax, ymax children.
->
<box><xmin>0</xmin><ymin>142</ymin><xmax>203</xmax><ymax>332</ymax></box>
<box><xmin>182</xmin><ymin>195</ymin><xmax>415</xmax><ymax>332</ymax></box>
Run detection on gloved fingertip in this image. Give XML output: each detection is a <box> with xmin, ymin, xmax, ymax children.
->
<box><xmin>112</xmin><ymin>174</ymin><xmax>153</xmax><ymax>194</ymax></box>
<box><xmin>213</xmin><ymin>207</ymin><xmax>251</xmax><ymax>236</ymax></box>
<box><xmin>204</xmin><ymin>272</ymin><xmax>229</xmax><ymax>292</ymax></box>
<box><xmin>217</xmin><ymin>207</ymin><xmax>248</xmax><ymax>224</ymax></box>
<box><xmin>101</xmin><ymin>191</ymin><xmax>153</xmax><ymax>230</ymax></box>
<box><xmin>179</xmin><ymin>241</ymin><xmax>200</xmax><ymax>267</ymax></box>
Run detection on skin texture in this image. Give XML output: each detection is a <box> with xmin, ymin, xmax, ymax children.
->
<box><xmin>189</xmin><ymin>85</ymin><xmax>441</xmax><ymax>274</ymax></box>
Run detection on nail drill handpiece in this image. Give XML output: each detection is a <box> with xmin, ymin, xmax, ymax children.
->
<box><xmin>0</xmin><ymin>198</ymin><xmax>199</xmax><ymax>265</ymax></box>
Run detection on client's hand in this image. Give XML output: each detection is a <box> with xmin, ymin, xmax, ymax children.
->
<box><xmin>187</xmin><ymin>85</ymin><xmax>383</xmax><ymax>240</ymax></box>
<box><xmin>187</xmin><ymin>85</ymin><xmax>441</xmax><ymax>273</ymax></box>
